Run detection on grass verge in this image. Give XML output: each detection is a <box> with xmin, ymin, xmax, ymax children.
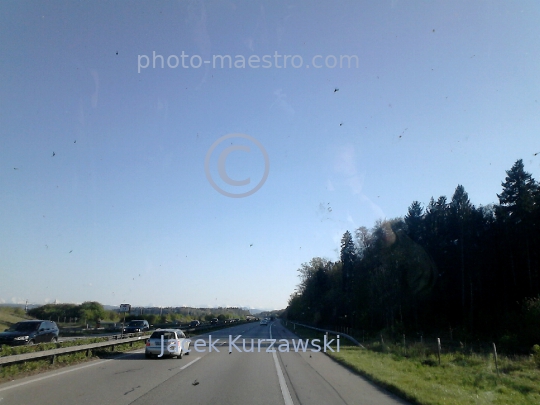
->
<box><xmin>284</xmin><ymin>322</ymin><xmax>540</xmax><ymax>405</ymax></box>
<box><xmin>0</xmin><ymin>307</ymin><xmax>33</xmax><ymax>332</ymax></box>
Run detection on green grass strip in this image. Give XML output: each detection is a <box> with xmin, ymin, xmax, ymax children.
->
<box><xmin>284</xmin><ymin>323</ymin><xmax>540</xmax><ymax>405</ymax></box>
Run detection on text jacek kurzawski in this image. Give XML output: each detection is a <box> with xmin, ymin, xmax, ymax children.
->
<box><xmin>165</xmin><ymin>335</ymin><xmax>341</xmax><ymax>354</ymax></box>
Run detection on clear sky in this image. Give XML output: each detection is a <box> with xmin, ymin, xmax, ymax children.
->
<box><xmin>1</xmin><ymin>1</ymin><xmax>539</xmax><ymax>310</ymax></box>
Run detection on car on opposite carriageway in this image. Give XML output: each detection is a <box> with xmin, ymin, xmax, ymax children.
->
<box><xmin>0</xmin><ymin>320</ymin><xmax>59</xmax><ymax>346</ymax></box>
<box><xmin>123</xmin><ymin>320</ymin><xmax>150</xmax><ymax>333</ymax></box>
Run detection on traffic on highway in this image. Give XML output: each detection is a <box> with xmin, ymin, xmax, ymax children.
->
<box><xmin>2</xmin><ymin>1</ymin><xmax>539</xmax><ymax>404</ymax></box>
<box><xmin>0</xmin><ymin>320</ymin><xmax>407</xmax><ymax>405</ymax></box>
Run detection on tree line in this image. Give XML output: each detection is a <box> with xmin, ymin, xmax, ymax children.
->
<box><xmin>28</xmin><ymin>301</ymin><xmax>109</xmax><ymax>324</ymax></box>
<box><xmin>285</xmin><ymin>159</ymin><xmax>540</xmax><ymax>350</ymax></box>
<box><xmin>28</xmin><ymin>302</ymin><xmax>251</xmax><ymax>325</ymax></box>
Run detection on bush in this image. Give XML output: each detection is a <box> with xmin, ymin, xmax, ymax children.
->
<box><xmin>498</xmin><ymin>334</ymin><xmax>520</xmax><ymax>353</ymax></box>
<box><xmin>523</xmin><ymin>296</ymin><xmax>540</xmax><ymax>345</ymax></box>
<box><xmin>532</xmin><ymin>344</ymin><xmax>540</xmax><ymax>368</ymax></box>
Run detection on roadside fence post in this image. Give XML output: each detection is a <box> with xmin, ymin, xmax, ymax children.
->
<box><xmin>492</xmin><ymin>342</ymin><xmax>500</xmax><ymax>377</ymax></box>
<box><xmin>437</xmin><ymin>338</ymin><xmax>442</xmax><ymax>365</ymax></box>
<box><xmin>403</xmin><ymin>334</ymin><xmax>406</xmax><ymax>356</ymax></box>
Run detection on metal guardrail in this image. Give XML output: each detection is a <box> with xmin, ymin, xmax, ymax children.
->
<box><xmin>0</xmin><ymin>320</ymin><xmax>252</xmax><ymax>367</ymax></box>
<box><xmin>287</xmin><ymin>321</ymin><xmax>365</xmax><ymax>349</ymax></box>
<box><xmin>0</xmin><ymin>335</ymin><xmax>148</xmax><ymax>368</ymax></box>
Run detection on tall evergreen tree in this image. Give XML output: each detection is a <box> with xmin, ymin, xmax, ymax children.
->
<box><xmin>425</xmin><ymin>196</ymin><xmax>449</xmax><ymax>236</ymax></box>
<box><xmin>405</xmin><ymin>201</ymin><xmax>424</xmax><ymax>243</ymax></box>
<box><xmin>449</xmin><ymin>185</ymin><xmax>473</xmax><ymax>322</ymax></box>
<box><xmin>340</xmin><ymin>231</ymin><xmax>357</xmax><ymax>290</ymax></box>
<box><xmin>340</xmin><ymin>231</ymin><xmax>357</xmax><ymax>326</ymax></box>
<box><xmin>497</xmin><ymin>159</ymin><xmax>538</xmax><ymax>224</ymax></box>
<box><xmin>497</xmin><ymin>160</ymin><xmax>539</xmax><ymax>297</ymax></box>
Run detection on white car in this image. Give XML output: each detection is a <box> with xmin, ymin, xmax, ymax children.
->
<box><xmin>145</xmin><ymin>329</ymin><xmax>190</xmax><ymax>359</ymax></box>
<box><xmin>260</xmin><ymin>319</ymin><xmax>268</xmax><ymax>325</ymax></box>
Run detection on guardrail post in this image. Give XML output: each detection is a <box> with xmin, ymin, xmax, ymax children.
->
<box><xmin>50</xmin><ymin>355</ymin><xmax>56</xmax><ymax>365</ymax></box>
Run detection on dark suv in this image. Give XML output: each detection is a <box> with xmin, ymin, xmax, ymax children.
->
<box><xmin>0</xmin><ymin>320</ymin><xmax>59</xmax><ymax>346</ymax></box>
<box><xmin>123</xmin><ymin>320</ymin><xmax>150</xmax><ymax>333</ymax></box>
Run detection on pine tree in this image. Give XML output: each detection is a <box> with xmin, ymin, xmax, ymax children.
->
<box><xmin>497</xmin><ymin>159</ymin><xmax>537</xmax><ymax>224</ymax></box>
<box><xmin>497</xmin><ymin>160</ymin><xmax>539</xmax><ymax>297</ymax></box>
<box><xmin>340</xmin><ymin>231</ymin><xmax>357</xmax><ymax>326</ymax></box>
<box><xmin>340</xmin><ymin>231</ymin><xmax>357</xmax><ymax>290</ymax></box>
<box><xmin>449</xmin><ymin>185</ymin><xmax>473</xmax><ymax>319</ymax></box>
<box><xmin>405</xmin><ymin>201</ymin><xmax>424</xmax><ymax>243</ymax></box>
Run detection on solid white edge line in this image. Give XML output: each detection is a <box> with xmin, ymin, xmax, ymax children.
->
<box><xmin>270</xmin><ymin>324</ymin><xmax>294</xmax><ymax>405</ymax></box>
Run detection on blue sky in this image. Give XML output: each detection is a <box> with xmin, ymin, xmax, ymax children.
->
<box><xmin>1</xmin><ymin>1</ymin><xmax>539</xmax><ymax>310</ymax></box>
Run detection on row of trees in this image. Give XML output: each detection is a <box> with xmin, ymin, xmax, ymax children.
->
<box><xmin>127</xmin><ymin>306</ymin><xmax>251</xmax><ymax>321</ymax></box>
<box><xmin>28</xmin><ymin>301</ymin><xmax>109</xmax><ymax>323</ymax></box>
<box><xmin>286</xmin><ymin>159</ymin><xmax>540</xmax><ymax>348</ymax></box>
<box><xmin>125</xmin><ymin>311</ymin><xmax>249</xmax><ymax>325</ymax></box>
<box><xmin>28</xmin><ymin>302</ymin><xmax>251</xmax><ymax>325</ymax></box>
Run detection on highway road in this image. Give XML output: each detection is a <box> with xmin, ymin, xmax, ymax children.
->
<box><xmin>0</xmin><ymin>321</ymin><xmax>409</xmax><ymax>405</ymax></box>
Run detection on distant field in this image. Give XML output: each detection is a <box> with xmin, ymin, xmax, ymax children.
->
<box><xmin>0</xmin><ymin>306</ymin><xmax>34</xmax><ymax>331</ymax></box>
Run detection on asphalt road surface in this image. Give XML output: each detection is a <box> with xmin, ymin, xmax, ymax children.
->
<box><xmin>0</xmin><ymin>321</ymin><xmax>410</xmax><ymax>405</ymax></box>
